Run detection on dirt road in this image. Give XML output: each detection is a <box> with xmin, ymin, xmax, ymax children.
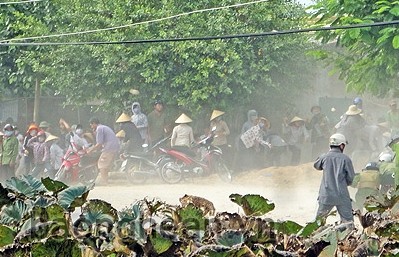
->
<box><xmin>89</xmin><ymin>162</ymin><xmax>356</xmax><ymax>225</ymax></box>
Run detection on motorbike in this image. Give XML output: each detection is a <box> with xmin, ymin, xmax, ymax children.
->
<box><xmin>157</xmin><ymin>128</ymin><xmax>232</xmax><ymax>184</ymax></box>
<box><xmin>118</xmin><ymin>136</ymin><xmax>170</xmax><ymax>183</ymax></box>
<box><xmin>54</xmin><ymin>147</ymin><xmax>100</xmax><ymax>185</ymax></box>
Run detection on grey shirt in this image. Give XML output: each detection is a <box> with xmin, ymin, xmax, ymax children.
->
<box><xmin>314</xmin><ymin>148</ymin><xmax>355</xmax><ymax>205</ymax></box>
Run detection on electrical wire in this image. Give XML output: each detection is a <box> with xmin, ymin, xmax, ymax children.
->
<box><xmin>0</xmin><ymin>0</ymin><xmax>43</xmax><ymax>5</ymax></box>
<box><xmin>0</xmin><ymin>0</ymin><xmax>269</xmax><ymax>43</ymax></box>
<box><xmin>1</xmin><ymin>20</ymin><xmax>399</xmax><ymax>46</ymax></box>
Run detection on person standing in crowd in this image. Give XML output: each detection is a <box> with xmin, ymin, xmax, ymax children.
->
<box><xmin>171</xmin><ymin>113</ymin><xmax>195</xmax><ymax>156</ymax></box>
<box><xmin>58</xmin><ymin>118</ymin><xmax>72</xmax><ymax>150</ymax></box>
<box><xmin>131</xmin><ymin>102</ymin><xmax>149</xmax><ymax>145</ymax></box>
<box><xmin>314</xmin><ymin>133</ymin><xmax>355</xmax><ymax>224</ymax></box>
<box><xmin>1</xmin><ymin>124</ymin><xmax>19</xmax><ymax>181</ymax></box>
<box><xmin>283</xmin><ymin>116</ymin><xmax>309</xmax><ymax>165</ymax></box>
<box><xmin>87</xmin><ymin>117</ymin><xmax>120</xmax><ymax>186</ymax></box>
<box><xmin>45</xmin><ymin>135</ymin><xmax>64</xmax><ymax>179</ymax></box>
<box><xmin>39</xmin><ymin>121</ymin><xmax>51</xmax><ymax>137</ymax></box>
<box><xmin>239</xmin><ymin>117</ymin><xmax>270</xmax><ymax>170</ymax></box>
<box><xmin>386</xmin><ymin>99</ymin><xmax>399</xmax><ymax>138</ymax></box>
<box><xmin>148</xmin><ymin>100</ymin><xmax>168</xmax><ymax>145</ymax></box>
<box><xmin>353</xmin><ymin>97</ymin><xmax>363</xmax><ymax>112</ymax></box>
<box><xmin>20</xmin><ymin>123</ymin><xmax>39</xmax><ymax>175</ymax></box>
<box><xmin>335</xmin><ymin>104</ymin><xmax>366</xmax><ymax>156</ymax></box>
<box><xmin>210</xmin><ymin>110</ymin><xmax>230</xmax><ymax>153</ymax></box>
<box><xmin>28</xmin><ymin>130</ymin><xmax>52</xmax><ymax>179</ymax></box>
<box><xmin>307</xmin><ymin>106</ymin><xmax>330</xmax><ymax>160</ymax></box>
<box><xmin>116</xmin><ymin>113</ymin><xmax>141</xmax><ymax>152</ymax></box>
<box><xmin>241</xmin><ymin>110</ymin><xmax>258</xmax><ymax>134</ymax></box>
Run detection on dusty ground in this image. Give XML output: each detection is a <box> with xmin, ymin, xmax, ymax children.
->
<box><xmin>89</xmin><ymin>162</ymin><xmax>357</xmax><ymax>225</ymax></box>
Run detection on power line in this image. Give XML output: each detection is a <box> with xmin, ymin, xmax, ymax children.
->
<box><xmin>1</xmin><ymin>20</ymin><xmax>399</xmax><ymax>46</ymax></box>
<box><xmin>0</xmin><ymin>0</ymin><xmax>43</xmax><ymax>5</ymax></box>
<box><xmin>1</xmin><ymin>0</ymin><xmax>269</xmax><ymax>43</ymax></box>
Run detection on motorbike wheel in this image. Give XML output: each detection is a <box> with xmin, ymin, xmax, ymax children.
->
<box><xmin>160</xmin><ymin>160</ymin><xmax>182</xmax><ymax>184</ymax></box>
<box><xmin>214</xmin><ymin>160</ymin><xmax>232</xmax><ymax>182</ymax></box>
<box><xmin>79</xmin><ymin>166</ymin><xmax>99</xmax><ymax>185</ymax></box>
<box><xmin>126</xmin><ymin>161</ymin><xmax>148</xmax><ymax>184</ymax></box>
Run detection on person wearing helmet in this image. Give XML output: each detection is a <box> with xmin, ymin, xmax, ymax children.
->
<box><xmin>1</xmin><ymin>124</ymin><xmax>19</xmax><ymax>182</ymax></box>
<box><xmin>147</xmin><ymin>100</ymin><xmax>168</xmax><ymax>145</ymax></box>
<box><xmin>27</xmin><ymin>130</ymin><xmax>53</xmax><ymax>178</ymax></box>
<box><xmin>314</xmin><ymin>133</ymin><xmax>356</xmax><ymax>224</ymax></box>
<box><xmin>353</xmin><ymin>97</ymin><xmax>363</xmax><ymax>111</ymax></box>
<box><xmin>241</xmin><ymin>110</ymin><xmax>258</xmax><ymax>134</ymax></box>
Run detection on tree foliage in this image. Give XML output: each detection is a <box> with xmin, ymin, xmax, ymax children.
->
<box><xmin>310</xmin><ymin>0</ymin><xmax>399</xmax><ymax>97</ymax></box>
<box><xmin>1</xmin><ymin>0</ymin><xmax>313</xmax><ymax>114</ymax></box>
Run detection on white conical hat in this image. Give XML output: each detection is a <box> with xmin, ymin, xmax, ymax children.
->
<box><xmin>115</xmin><ymin>130</ymin><xmax>126</xmax><ymax>138</ymax></box>
<box><xmin>116</xmin><ymin>113</ymin><xmax>131</xmax><ymax>123</ymax></box>
<box><xmin>45</xmin><ymin>134</ymin><xmax>59</xmax><ymax>143</ymax></box>
<box><xmin>175</xmin><ymin>113</ymin><xmax>192</xmax><ymax>124</ymax></box>
<box><xmin>210</xmin><ymin>110</ymin><xmax>225</xmax><ymax>121</ymax></box>
<box><xmin>289</xmin><ymin>116</ymin><xmax>304</xmax><ymax>125</ymax></box>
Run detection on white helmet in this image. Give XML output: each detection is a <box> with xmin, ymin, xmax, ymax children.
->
<box><xmin>329</xmin><ymin>133</ymin><xmax>347</xmax><ymax>146</ymax></box>
<box><xmin>379</xmin><ymin>152</ymin><xmax>394</xmax><ymax>162</ymax></box>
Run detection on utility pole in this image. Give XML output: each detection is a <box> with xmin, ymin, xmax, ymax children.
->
<box><xmin>33</xmin><ymin>78</ymin><xmax>40</xmax><ymax>123</ymax></box>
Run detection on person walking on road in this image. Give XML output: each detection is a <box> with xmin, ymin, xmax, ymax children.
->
<box><xmin>314</xmin><ymin>133</ymin><xmax>356</xmax><ymax>224</ymax></box>
<box><xmin>87</xmin><ymin>117</ymin><xmax>120</xmax><ymax>186</ymax></box>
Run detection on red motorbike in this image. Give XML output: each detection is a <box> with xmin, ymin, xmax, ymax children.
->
<box><xmin>157</xmin><ymin>129</ymin><xmax>232</xmax><ymax>183</ymax></box>
<box><xmin>54</xmin><ymin>148</ymin><xmax>99</xmax><ymax>185</ymax></box>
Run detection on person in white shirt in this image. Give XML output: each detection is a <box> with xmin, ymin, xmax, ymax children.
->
<box><xmin>171</xmin><ymin>113</ymin><xmax>195</xmax><ymax>156</ymax></box>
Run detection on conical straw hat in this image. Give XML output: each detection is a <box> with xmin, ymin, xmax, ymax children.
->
<box><xmin>345</xmin><ymin>105</ymin><xmax>362</xmax><ymax>115</ymax></box>
<box><xmin>175</xmin><ymin>113</ymin><xmax>192</xmax><ymax>124</ymax></box>
<box><xmin>210</xmin><ymin>110</ymin><xmax>225</xmax><ymax>121</ymax></box>
<box><xmin>289</xmin><ymin>116</ymin><xmax>304</xmax><ymax>125</ymax></box>
<box><xmin>45</xmin><ymin>134</ymin><xmax>59</xmax><ymax>143</ymax></box>
<box><xmin>115</xmin><ymin>130</ymin><xmax>126</xmax><ymax>138</ymax></box>
<box><xmin>116</xmin><ymin>113</ymin><xmax>131</xmax><ymax>123</ymax></box>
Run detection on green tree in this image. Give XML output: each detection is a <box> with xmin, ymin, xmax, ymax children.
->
<box><xmin>2</xmin><ymin>0</ymin><xmax>314</xmax><ymax>116</ymax></box>
<box><xmin>310</xmin><ymin>0</ymin><xmax>399</xmax><ymax>97</ymax></box>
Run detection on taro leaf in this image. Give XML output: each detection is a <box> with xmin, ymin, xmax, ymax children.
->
<box><xmin>178</xmin><ymin>203</ymin><xmax>207</xmax><ymax>230</ymax></box>
<box><xmin>33</xmin><ymin>195</ymin><xmax>56</xmax><ymax>208</ymax></box>
<box><xmin>297</xmin><ymin>217</ymin><xmax>324</xmax><ymax>237</ymax></box>
<box><xmin>15</xmin><ymin>221</ymin><xmax>60</xmax><ymax>243</ymax></box>
<box><xmin>273</xmin><ymin>220</ymin><xmax>303</xmax><ymax>235</ymax></box>
<box><xmin>83</xmin><ymin>199</ymin><xmax>119</xmax><ymax>221</ymax></box>
<box><xmin>5</xmin><ymin>177</ymin><xmax>37</xmax><ymax>198</ymax></box>
<box><xmin>30</xmin><ymin>238</ymin><xmax>82</xmax><ymax>257</ymax></box>
<box><xmin>117</xmin><ymin>203</ymin><xmax>146</xmax><ymax>244</ymax></box>
<box><xmin>0</xmin><ymin>200</ymin><xmax>29</xmax><ymax>226</ymax></box>
<box><xmin>42</xmin><ymin>177</ymin><xmax>68</xmax><ymax>194</ymax></box>
<box><xmin>149</xmin><ymin>230</ymin><xmax>173</xmax><ymax>255</ymax></box>
<box><xmin>215</xmin><ymin>230</ymin><xmax>244</xmax><ymax>247</ymax></box>
<box><xmin>57</xmin><ymin>185</ymin><xmax>91</xmax><ymax>210</ymax></box>
<box><xmin>0</xmin><ymin>183</ymin><xmax>12</xmax><ymax>209</ymax></box>
<box><xmin>20</xmin><ymin>175</ymin><xmax>48</xmax><ymax>193</ymax></box>
<box><xmin>0</xmin><ymin>224</ymin><xmax>16</xmax><ymax>247</ymax></box>
<box><xmin>207</xmin><ymin>245</ymin><xmax>253</xmax><ymax>257</ymax></box>
<box><xmin>82</xmin><ymin>210</ymin><xmax>114</xmax><ymax>227</ymax></box>
<box><xmin>229</xmin><ymin>194</ymin><xmax>275</xmax><ymax>216</ymax></box>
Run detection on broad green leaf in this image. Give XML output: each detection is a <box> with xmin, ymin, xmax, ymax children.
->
<box><xmin>273</xmin><ymin>220</ymin><xmax>303</xmax><ymax>235</ymax></box>
<box><xmin>178</xmin><ymin>204</ymin><xmax>207</xmax><ymax>231</ymax></box>
<box><xmin>30</xmin><ymin>239</ymin><xmax>82</xmax><ymax>257</ymax></box>
<box><xmin>297</xmin><ymin>218</ymin><xmax>324</xmax><ymax>237</ymax></box>
<box><xmin>57</xmin><ymin>185</ymin><xmax>91</xmax><ymax>210</ymax></box>
<box><xmin>389</xmin><ymin>5</ymin><xmax>399</xmax><ymax>16</ymax></box>
<box><xmin>4</xmin><ymin>177</ymin><xmax>38</xmax><ymax>198</ymax></box>
<box><xmin>229</xmin><ymin>194</ymin><xmax>275</xmax><ymax>216</ymax></box>
<box><xmin>0</xmin><ymin>225</ymin><xmax>16</xmax><ymax>247</ymax></box>
<box><xmin>41</xmin><ymin>177</ymin><xmax>68</xmax><ymax>194</ymax></box>
<box><xmin>216</xmin><ymin>230</ymin><xmax>244</xmax><ymax>247</ymax></box>
<box><xmin>392</xmin><ymin>35</ymin><xmax>399</xmax><ymax>49</ymax></box>
<box><xmin>82</xmin><ymin>199</ymin><xmax>118</xmax><ymax>221</ymax></box>
<box><xmin>149</xmin><ymin>230</ymin><xmax>173</xmax><ymax>254</ymax></box>
<box><xmin>0</xmin><ymin>200</ymin><xmax>29</xmax><ymax>226</ymax></box>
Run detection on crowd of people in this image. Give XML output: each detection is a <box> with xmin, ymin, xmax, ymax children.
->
<box><xmin>1</xmin><ymin>96</ymin><xmax>398</xmax><ymax>187</ymax></box>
